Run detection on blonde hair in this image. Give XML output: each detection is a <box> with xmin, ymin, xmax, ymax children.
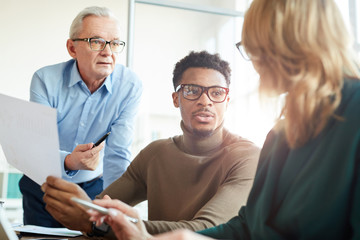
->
<box><xmin>242</xmin><ymin>0</ymin><xmax>360</xmax><ymax>148</ymax></box>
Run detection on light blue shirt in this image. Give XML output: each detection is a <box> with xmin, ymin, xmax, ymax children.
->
<box><xmin>30</xmin><ymin>59</ymin><xmax>142</xmax><ymax>188</ymax></box>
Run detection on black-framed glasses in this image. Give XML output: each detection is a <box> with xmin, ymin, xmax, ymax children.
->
<box><xmin>72</xmin><ymin>37</ymin><xmax>126</xmax><ymax>53</ymax></box>
<box><xmin>236</xmin><ymin>41</ymin><xmax>251</xmax><ymax>61</ymax></box>
<box><xmin>175</xmin><ymin>84</ymin><xmax>229</xmax><ymax>103</ymax></box>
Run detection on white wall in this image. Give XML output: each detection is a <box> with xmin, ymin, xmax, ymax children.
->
<box><xmin>0</xmin><ymin>0</ymin><xmax>128</xmax><ymax>100</ymax></box>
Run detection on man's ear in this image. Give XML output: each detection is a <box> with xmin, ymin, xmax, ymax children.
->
<box><xmin>225</xmin><ymin>95</ymin><xmax>230</xmax><ymax>109</ymax></box>
<box><xmin>172</xmin><ymin>92</ymin><xmax>179</xmax><ymax>108</ymax></box>
<box><xmin>66</xmin><ymin>39</ymin><xmax>77</xmax><ymax>59</ymax></box>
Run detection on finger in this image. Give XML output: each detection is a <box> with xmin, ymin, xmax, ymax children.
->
<box><xmin>45</xmin><ymin>176</ymin><xmax>82</xmax><ymax>194</ymax></box>
<box><xmin>75</xmin><ymin>143</ymin><xmax>93</xmax><ymax>152</ymax></box>
<box><xmin>43</xmin><ymin>185</ymin><xmax>89</xmax><ymax>211</ymax></box>
<box><xmin>88</xmin><ymin>210</ymin><xmax>103</xmax><ymax>220</ymax></box>
<box><xmin>84</xmin><ymin>149</ymin><xmax>100</xmax><ymax>160</ymax></box>
<box><xmin>102</xmin><ymin>195</ymin><xmax>111</xmax><ymax>200</ymax></box>
<box><xmin>45</xmin><ymin>204</ymin><xmax>66</xmax><ymax>222</ymax></box>
<box><xmin>93</xmin><ymin>199</ymin><xmax>138</xmax><ymax>218</ymax></box>
<box><xmin>92</xmin><ymin>142</ymin><xmax>105</xmax><ymax>151</ymax></box>
<box><xmin>91</xmin><ymin>145</ymin><xmax>103</xmax><ymax>157</ymax></box>
<box><xmin>41</xmin><ymin>182</ymin><xmax>48</xmax><ymax>192</ymax></box>
<box><xmin>107</xmin><ymin>209</ymin><xmax>139</xmax><ymax>235</ymax></box>
<box><xmin>43</xmin><ymin>192</ymin><xmax>74</xmax><ymax>215</ymax></box>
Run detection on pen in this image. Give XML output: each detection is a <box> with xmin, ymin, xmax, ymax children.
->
<box><xmin>93</xmin><ymin>132</ymin><xmax>111</xmax><ymax>148</ymax></box>
<box><xmin>71</xmin><ymin>197</ymin><xmax>139</xmax><ymax>224</ymax></box>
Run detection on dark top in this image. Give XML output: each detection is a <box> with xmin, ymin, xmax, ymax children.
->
<box><xmin>199</xmin><ymin>79</ymin><xmax>360</xmax><ymax>239</ymax></box>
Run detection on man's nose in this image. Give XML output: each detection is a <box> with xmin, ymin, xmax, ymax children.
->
<box><xmin>101</xmin><ymin>42</ymin><xmax>113</xmax><ymax>55</ymax></box>
<box><xmin>197</xmin><ymin>91</ymin><xmax>213</xmax><ymax>105</ymax></box>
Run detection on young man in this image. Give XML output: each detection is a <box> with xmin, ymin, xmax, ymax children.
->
<box><xmin>20</xmin><ymin>6</ymin><xmax>142</xmax><ymax>227</ymax></box>
<box><xmin>41</xmin><ymin>51</ymin><xmax>260</xmax><ymax>237</ymax></box>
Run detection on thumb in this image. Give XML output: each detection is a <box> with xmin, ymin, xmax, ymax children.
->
<box><xmin>75</xmin><ymin>143</ymin><xmax>94</xmax><ymax>152</ymax></box>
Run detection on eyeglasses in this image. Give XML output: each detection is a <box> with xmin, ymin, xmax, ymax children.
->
<box><xmin>236</xmin><ymin>41</ymin><xmax>251</xmax><ymax>61</ymax></box>
<box><xmin>72</xmin><ymin>37</ymin><xmax>126</xmax><ymax>53</ymax></box>
<box><xmin>175</xmin><ymin>84</ymin><xmax>229</xmax><ymax>103</ymax></box>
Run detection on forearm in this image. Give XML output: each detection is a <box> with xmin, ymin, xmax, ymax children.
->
<box><xmin>144</xmin><ymin>219</ymin><xmax>216</xmax><ymax>235</ymax></box>
<box><xmin>99</xmin><ymin>168</ymin><xmax>147</xmax><ymax>206</ymax></box>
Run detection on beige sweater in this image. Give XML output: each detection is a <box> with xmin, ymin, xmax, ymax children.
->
<box><xmin>100</xmin><ymin>122</ymin><xmax>260</xmax><ymax>234</ymax></box>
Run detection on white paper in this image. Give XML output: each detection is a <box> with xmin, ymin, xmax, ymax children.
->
<box><xmin>13</xmin><ymin>225</ymin><xmax>82</xmax><ymax>237</ymax></box>
<box><xmin>0</xmin><ymin>93</ymin><xmax>61</xmax><ymax>185</ymax></box>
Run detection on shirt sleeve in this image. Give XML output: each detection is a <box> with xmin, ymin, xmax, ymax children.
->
<box><xmin>30</xmin><ymin>71</ymin><xmax>76</xmax><ymax>178</ymax></box>
<box><xmin>143</xmin><ymin>146</ymin><xmax>260</xmax><ymax>234</ymax></box>
<box><xmin>102</xmin><ymin>74</ymin><xmax>143</xmax><ymax>188</ymax></box>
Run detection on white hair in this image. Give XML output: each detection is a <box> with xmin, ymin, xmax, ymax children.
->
<box><xmin>69</xmin><ymin>6</ymin><xmax>120</xmax><ymax>39</ymax></box>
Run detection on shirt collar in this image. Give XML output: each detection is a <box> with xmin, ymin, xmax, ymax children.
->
<box><xmin>103</xmin><ymin>74</ymin><xmax>113</xmax><ymax>94</ymax></box>
<box><xmin>68</xmin><ymin>61</ymin><xmax>83</xmax><ymax>87</ymax></box>
<box><xmin>68</xmin><ymin>60</ymin><xmax>113</xmax><ymax>94</ymax></box>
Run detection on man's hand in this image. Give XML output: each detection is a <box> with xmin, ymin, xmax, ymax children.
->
<box><xmin>86</xmin><ymin>199</ymin><xmax>213</xmax><ymax>240</ymax></box>
<box><xmin>41</xmin><ymin>176</ymin><xmax>93</xmax><ymax>232</ymax></box>
<box><xmin>65</xmin><ymin>142</ymin><xmax>104</xmax><ymax>171</ymax></box>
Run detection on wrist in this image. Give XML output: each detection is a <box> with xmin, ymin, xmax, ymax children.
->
<box><xmin>64</xmin><ymin>154</ymin><xmax>75</xmax><ymax>170</ymax></box>
<box><xmin>84</xmin><ymin>221</ymin><xmax>92</xmax><ymax>234</ymax></box>
<box><xmin>86</xmin><ymin>221</ymin><xmax>109</xmax><ymax>237</ymax></box>
<box><xmin>64</xmin><ymin>154</ymin><xmax>70</xmax><ymax>170</ymax></box>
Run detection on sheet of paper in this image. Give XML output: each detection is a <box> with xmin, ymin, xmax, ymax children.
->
<box><xmin>0</xmin><ymin>93</ymin><xmax>61</xmax><ymax>185</ymax></box>
<box><xmin>13</xmin><ymin>225</ymin><xmax>82</xmax><ymax>237</ymax></box>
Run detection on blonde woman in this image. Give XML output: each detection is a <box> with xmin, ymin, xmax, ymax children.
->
<box><xmin>87</xmin><ymin>0</ymin><xmax>360</xmax><ymax>239</ymax></box>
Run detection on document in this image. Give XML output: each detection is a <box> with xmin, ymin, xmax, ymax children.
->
<box><xmin>0</xmin><ymin>93</ymin><xmax>61</xmax><ymax>185</ymax></box>
<box><xmin>13</xmin><ymin>225</ymin><xmax>82</xmax><ymax>237</ymax></box>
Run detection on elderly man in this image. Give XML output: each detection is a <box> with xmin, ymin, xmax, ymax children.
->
<box><xmin>41</xmin><ymin>51</ymin><xmax>259</xmax><ymax>237</ymax></box>
<box><xmin>20</xmin><ymin>6</ymin><xmax>142</xmax><ymax>227</ymax></box>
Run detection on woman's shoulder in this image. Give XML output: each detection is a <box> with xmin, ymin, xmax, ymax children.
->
<box><xmin>339</xmin><ymin>79</ymin><xmax>360</xmax><ymax>117</ymax></box>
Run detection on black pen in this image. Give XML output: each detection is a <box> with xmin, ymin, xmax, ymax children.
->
<box><xmin>93</xmin><ymin>132</ymin><xmax>111</xmax><ymax>148</ymax></box>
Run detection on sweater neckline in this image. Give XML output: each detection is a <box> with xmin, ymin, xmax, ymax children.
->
<box><xmin>177</xmin><ymin>120</ymin><xmax>226</xmax><ymax>155</ymax></box>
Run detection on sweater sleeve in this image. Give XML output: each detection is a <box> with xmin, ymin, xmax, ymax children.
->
<box><xmin>350</xmin><ymin>146</ymin><xmax>360</xmax><ymax>239</ymax></box>
<box><xmin>97</xmin><ymin>150</ymin><xmax>148</xmax><ymax>206</ymax></box>
<box><xmin>144</xmin><ymin>144</ymin><xmax>260</xmax><ymax>234</ymax></box>
<box><xmin>197</xmin><ymin>207</ymin><xmax>251</xmax><ymax>239</ymax></box>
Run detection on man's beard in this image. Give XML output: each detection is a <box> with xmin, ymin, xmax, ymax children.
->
<box><xmin>193</xmin><ymin>128</ymin><xmax>214</xmax><ymax>138</ymax></box>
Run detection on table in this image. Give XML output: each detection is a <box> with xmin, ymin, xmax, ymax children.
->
<box><xmin>19</xmin><ymin>233</ymin><xmax>105</xmax><ymax>240</ymax></box>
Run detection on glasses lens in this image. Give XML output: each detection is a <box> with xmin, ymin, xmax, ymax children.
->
<box><xmin>110</xmin><ymin>40</ymin><xmax>125</xmax><ymax>53</ymax></box>
<box><xmin>89</xmin><ymin>38</ymin><xmax>106</xmax><ymax>51</ymax></box>
<box><xmin>208</xmin><ymin>87</ymin><xmax>228</xmax><ymax>102</ymax></box>
<box><xmin>183</xmin><ymin>85</ymin><xmax>202</xmax><ymax>100</ymax></box>
<box><xmin>181</xmin><ymin>85</ymin><xmax>228</xmax><ymax>102</ymax></box>
<box><xmin>236</xmin><ymin>42</ymin><xmax>251</xmax><ymax>61</ymax></box>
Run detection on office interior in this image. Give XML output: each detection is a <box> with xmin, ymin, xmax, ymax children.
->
<box><xmin>0</xmin><ymin>0</ymin><xmax>359</xmax><ymax>224</ymax></box>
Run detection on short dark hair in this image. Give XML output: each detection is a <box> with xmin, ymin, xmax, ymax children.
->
<box><xmin>172</xmin><ymin>51</ymin><xmax>231</xmax><ymax>90</ymax></box>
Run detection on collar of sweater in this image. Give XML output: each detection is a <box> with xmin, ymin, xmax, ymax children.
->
<box><xmin>178</xmin><ymin>120</ymin><xmax>226</xmax><ymax>155</ymax></box>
